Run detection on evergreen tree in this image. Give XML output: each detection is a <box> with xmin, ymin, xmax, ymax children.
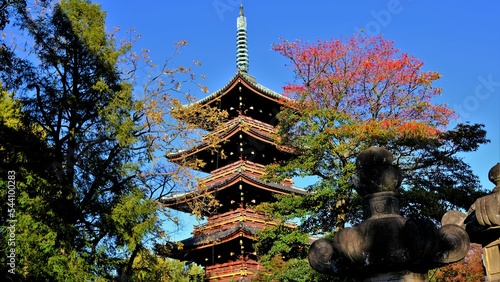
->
<box><xmin>0</xmin><ymin>0</ymin><xmax>223</xmax><ymax>280</ymax></box>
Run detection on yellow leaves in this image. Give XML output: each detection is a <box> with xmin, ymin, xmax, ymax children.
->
<box><xmin>416</xmin><ymin>71</ymin><xmax>442</xmax><ymax>85</ymax></box>
<box><xmin>219</xmin><ymin>149</ymin><xmax>227</xmax><ymax>160</ymax></box>
<box><xmin>175</xmin><ymin>40</ymin><xmax>188</xmax><ymax>47</ymax></box>
<box><xmin>0</xmin><ymin>87</ymin><xmax>23</xmax><ymax>129</ymax></box>
<box><xmin>170</xmin><ymin>99</ymin><xmax>228</xmax><ymax>131</ymax></box>
<box><xmin>176</xmin><ymin>241</ymin><xmax>185</xmax><ymax>251</ymax></box>
<box><xmin>198</xmin><ymin>84</ymin><xmax>209</xmax><ymax>93</ymax></box>
<box><xmin>146</xmin><ymin>109</ymin><xmax>165</xmax><ymax>125</ymax></box>
<box><xmin>194</xmin><ymin>158</ymin><xmax>206</xmax><ymax>169</ymax></box>
<box><xmin>91</xmin><ymin>78</ymin><xmax>111</xmax><ymax>93</ymax></box>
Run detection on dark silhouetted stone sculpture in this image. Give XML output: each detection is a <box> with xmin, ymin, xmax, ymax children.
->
<box><xmin>308</xmin><ymin>147</ymin><xmax>470</xmax><ymax>281</ymax></box>
<box><xmin>460</xmin><ymin>163</ymin><xmax>500</xmax><ymax>281</ymax></box>
<box><xmin>463</xmin><ymin>163</ymin><xmax>500</xmax><ymax>244</ymax></box>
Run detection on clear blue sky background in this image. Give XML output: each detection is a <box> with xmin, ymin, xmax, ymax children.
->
<box><xmin>99</xmin><ymin>1</ymin><xmax>500</xmax><ymax>237</ymax></box>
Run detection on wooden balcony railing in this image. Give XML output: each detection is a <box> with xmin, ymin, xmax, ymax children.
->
<box><xmin>203</xmin><ymin>115</ymin><xmax>276</xmax><ymax>142</ymax></box>
<box><xmin>205</xmin><ymin>258</ymin><xmax>262</xmax><ymax>280</ymax></box>
<box><xmin>202</xmin><ymin>160</ymin><xmax>265</xmax><ymax>183</ymax></box>
<box><xmin>201</xmin><ymin>159</ymin><xmax>294</xmax><ymax>187</ymax></box>
<box><xmin>193</xmin><ymin>207</ymin><xmax>275</xmax><ymax>234</ymax></box>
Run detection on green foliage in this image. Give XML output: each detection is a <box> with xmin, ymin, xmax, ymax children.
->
<box><xmin>256</xmin><ymin>224</ymin><xmax>310</xmax><ymax>263</ymax></box>
<box><xmin>254</xmin><ymin>256</ymin><xmax>349</xmax><ymax>282</ymax></box>
<box><xmin>10</xmin><ymin>1</ymin><xmax>152</xmax><ymax>277</ymax></box>
<box><xmin>0</xmin><ymin>0</ymin><xmax>221</xmax><ymax>280</ymax></box>
<box><xmin>125</xmin><ymin>252</ymin><xmax>204</xmax><ymax>282</ymax></box>
<box><xmin>0</xmin><ymin>86</ymin><xmax>22</xmax><ymax>129</ymax></box>
<box><xmin>0</xmin><ymin>86</ymin><xmax>96</xmax><ymax>280</ymax></box>
<box><xmin>111</xmin><ymin>189</ymin><xmax>158</xmax><ymax>253</ymax></box>
<box><xmin>256</xmin><ymin>36</ymin><xmax>490</xmax><ymax>280</ymax></box>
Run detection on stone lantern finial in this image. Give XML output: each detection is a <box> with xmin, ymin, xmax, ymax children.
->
<box><xmin>461</xmin><ymin>162</ymin><xmax>500</xmax><ymax>281</ymax></box>
<box><xmin>488</xmin><ymin>162</ymin><xmax>500</xmax><ymax>193</ymax></box>
<box><xmin>463</xmin><ymin>162</ymin><xmax>500</xmax><ymax>244</ymax></box>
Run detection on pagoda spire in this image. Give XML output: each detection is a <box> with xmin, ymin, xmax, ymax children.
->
<box><xmin>236</xmin><ymin>4</ymin><xmax>249</xmax><ymax>73</ymax></box>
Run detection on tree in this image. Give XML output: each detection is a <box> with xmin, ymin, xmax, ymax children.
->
<box><xmin>124</xmin><ymin>251</ymin><xmax>204</xmax><ymax>282</ymax></box>
<box><xmin>0</xmin><ymin>0</ymin><xmax>48</xmax><ymax>29</ymax></box>
<box><xmin>254</xmin><ymin>256</ymin><xmax>340</xmax><ymax>282</ymax></box>
<box><xmin>0</xmin><ymin>0</ymin><xmax>225</xmax><ymax>280</ymax></box>
<box><xmin>429</xmin><ymin>244</ymin><xmax>485</xmax><ymax>282</ymax></box>
<box><xmin>256</xmin><ymin>35</ymin><xmax>489</xmax><ymax>278</ymax></box>
<box><xmin>1</xmin><ymin>83</ymin><xmax>99</xmax><ymax>280</ymax></box>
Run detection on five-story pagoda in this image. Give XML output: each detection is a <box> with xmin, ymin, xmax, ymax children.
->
<box><xmin>159</xmin><ymin>5</ymin><xmax>306</xmax><ymax>282</ymax></box>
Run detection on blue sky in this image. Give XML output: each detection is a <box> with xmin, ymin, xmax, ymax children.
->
<box><xmin>99</xmin><ymin>1</ymin><xmax>499</xmax><ymax>236</ymax></box>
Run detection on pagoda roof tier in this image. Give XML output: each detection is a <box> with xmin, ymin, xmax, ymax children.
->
<box><xmin>204</xmin><ymin>114</ymin><xmax>276</xmax><ymax>143</ymax></box>
<box><xmin>202</xmin><ymin>159</ymin><xmax>295</xmax><ymax>187</ymax></box>
<box><xmin>162</xmin><ymin>222</ymin><xmax>259</xmax><ymax>265</ymax></box>
<box><xmin>192</xmin><ymin>207</ymin><xmax>285</xmax><ymax>236</ymax></box>
<box><xmin>188</xmin><ymin>72</ymin><xmax>291</xmax><ymax>125</ymax></box>
<box><xmin>196</xmin><ymin>71</ymin><xmax>288</xmax><ymax>106</ymax></box>
<box><xmin>184</xmin><ymin>221</ymin><xmax>258</xmax><ymax>248</ymax></box>
<box><xmin>167</xmin><ymin>115</ymin><xmax>293</xmax><ymax>173</ymax></box>
<box><xmin>160</xmin><ymin>160</ymin><xmax>307</xmax><ymax>215</ymax></box>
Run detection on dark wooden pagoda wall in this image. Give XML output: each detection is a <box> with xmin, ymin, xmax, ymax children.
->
<box><xmin>211</xmin><ymin>83</ymin><xmax>282</xmax><ymax>126</ymax></box>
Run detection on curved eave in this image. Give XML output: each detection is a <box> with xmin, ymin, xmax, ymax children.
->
<box><xmin>165</xmin><ymin>223</ymin><xmax>258</xmax><ymax>257</ymax></box>
<box><xmin>187</xmin><ymin>225</ymin><xmax>258</xmax><ymax>249</ymax></box>
<box><xmin>191</xmin><ymin>71</ymin><xmax>290</xmax><ymax>107</ymax></box>
<box><xmin>204</xmin><ymin>171</ymin><xmax>308</xmax><ymax>195</ymax></box>
<box><xmin>167</xmin><ymin>119</ymin><xmax>287</xmax><ymax>162</ymax></box>
<box><xmin>160</xmin><ymin>171</ymin><xmax>307</xmax><ymax>211</ymax></box>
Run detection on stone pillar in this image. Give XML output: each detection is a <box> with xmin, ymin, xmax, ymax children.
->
<box><xmin>483</xmin><ymin>239</ymin><xmax>500</xmax><ymax>281</ymax></box>
<box><xmin>308</xmin><ymin>147</ymin><xmax>470</xmax><ymax>281</ymax></box>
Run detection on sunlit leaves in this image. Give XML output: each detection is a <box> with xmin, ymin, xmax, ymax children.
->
<box><xmin>0</xmin><ymin>0</ymin><xmax>227</xmax><ymax>279</ymax></box>
<box><xmin>258</xmin><ymin>35</ymin><xmax>488</xmax><ymax>279</ymax></box>
<box><xmin>429</xmin><ymin>244</ymin><xmax>485</xmax><ymax>282</ymax></box>
<box><xmin>111</xmin><ymin>189</ymin><xmax>158</xmax><ymax>252</ymax></box>
<box><xmin>268</xmin><ymin>35</ymin><xmax>486</xmax><ymax>229</ymax></box>
<box><xmin>275</xmin><ymin>35</ymin><xmax>455</xmax><ymax>130</ymax></box>
<box><xmin>127</xmin><ymin>251</ymin><xmax>204</xmax><ymax>282</ymax></box>
<box><xmin>0</xmin><ymin>85</ymin><xmax>23</xmax><ymax>129</ymax></box>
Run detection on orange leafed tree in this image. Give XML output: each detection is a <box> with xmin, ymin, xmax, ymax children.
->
<box><xmin>256</xmin><ymin>34</ymin><xmax>489</xmax><ymax>281</ymax></box>
<box><xmin>260</xmin><ymin>35</ymin><xmax>488</xmax><ymax>236</ymax></box>
<box><xmin>430</xmin><ymin>243</ymin><xmax>485</xmax><ymax>282</ymax></box>
<box><xmin>275</xmin><ymin>35</ymin><xmax>455</xmax><ymax>143</ymax></box>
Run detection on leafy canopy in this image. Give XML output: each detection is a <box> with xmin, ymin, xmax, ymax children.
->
<box><xmin>0</xmin><ymin>0</ymin><xmax>223</xmax><ymax>280</ymax></box>
<box><xmin>256</xmin><ymin>35</ymin><xmax>489</xmax><ymax>279</ymax></box>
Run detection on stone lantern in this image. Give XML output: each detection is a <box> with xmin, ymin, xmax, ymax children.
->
<box><xmin>462</xmin><ymin>163</ymin><xmax>500</xmax><ymax>281</ymax></box>
<box><xmin>308</xmin><ymin>147</ymin><xmax>470</xmax><ymax>281</ymax></box>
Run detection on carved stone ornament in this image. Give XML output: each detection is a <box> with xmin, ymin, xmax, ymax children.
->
<box><xmin>461</xmin><ymin>163</ymin><xmax>500</xmax><ymax>245</ymax></box>
<box><xmin>459</xmin><ymin>163</ymin><xmax>500</xmax><ymax>281</ymax></box>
